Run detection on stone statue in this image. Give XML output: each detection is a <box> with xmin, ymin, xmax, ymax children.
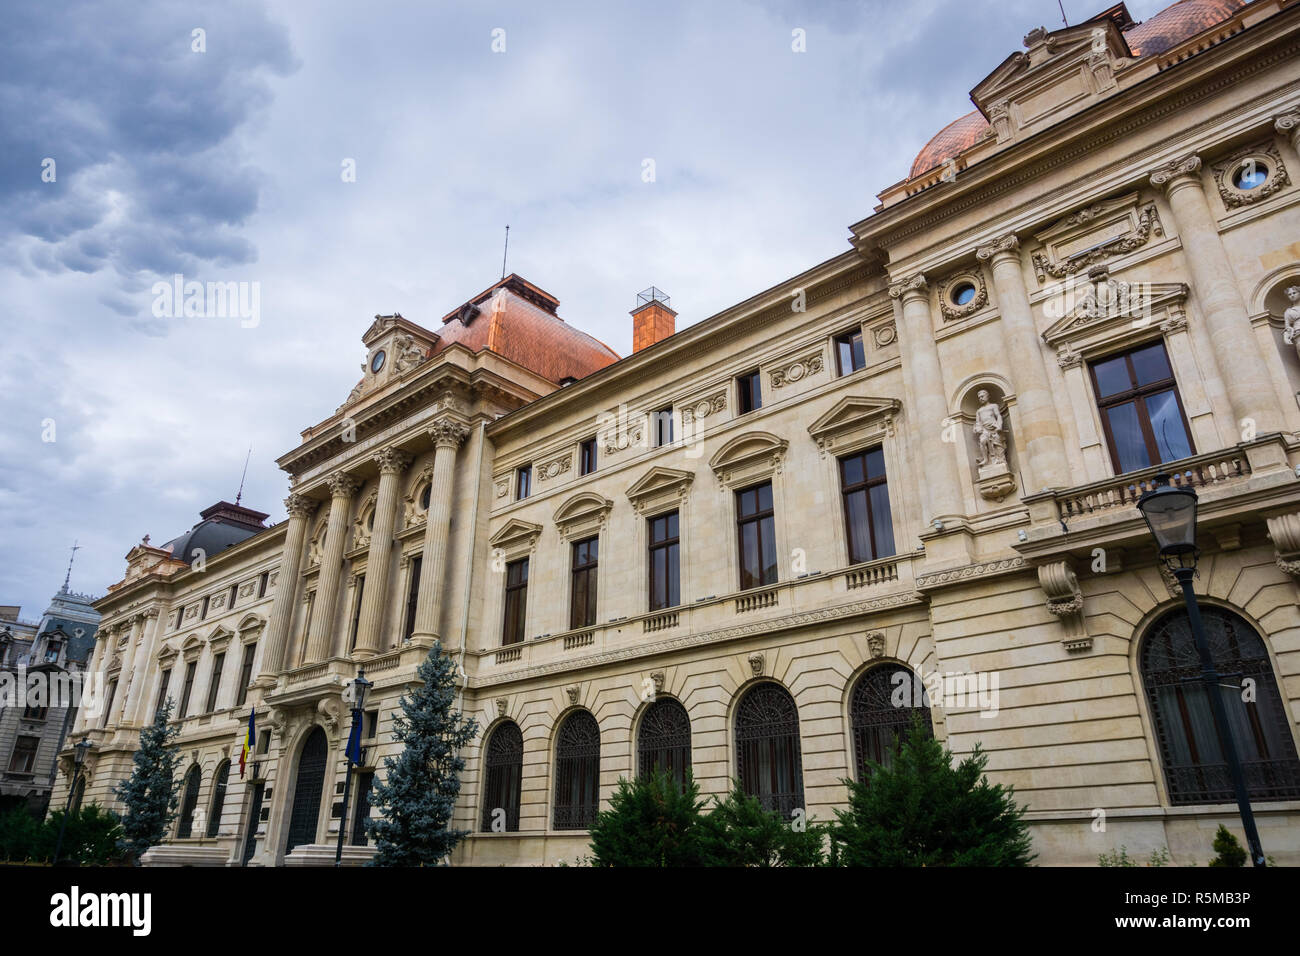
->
<box><xmin>393</xmin><ymin>333</ymin><xmax>426</xmax><ymax>374</ymax></box>
<box><xmin>1282</xmin><ymin>286</ymin><xmax>1300</xmax><ymax>357</ymax></box>
<box><xmin>973</xmin><ymin>389</ymin><xmax>1008</xmax><ymax>468</ymax></box>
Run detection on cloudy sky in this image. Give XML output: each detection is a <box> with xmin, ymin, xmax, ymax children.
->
<box><xmin>0</xmin><ymin>0</ymin><xmax>1172</xmax><ymax>616</ymax></box>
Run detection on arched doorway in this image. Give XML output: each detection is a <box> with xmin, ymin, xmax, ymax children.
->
<box><xmin>286</xmin><ymin>727</ymin><xmax>328</xmax><ymax>852</ymax></box>
<box><xmin>849</xmin><ymin>663</ymin><xmax>932</xmax><ymax>779</ymax></box>
<box><xmin>1140</xmin><ymin>604</ymin><xmax>1300</xmax><ymax>804</ymax></box>
<box><xmin>176</xmin><ymin>765</ymin><xmax>201</xmax><ymax>838</ymax></box>
<box><xmin>734</xmin><ymin>683</ymin><xmax>804</xmax><ymax>820</ymax></box>
<box><xmin>480</xmin><ymin>721</ymin><xmax>523</xmax><ymax>832</ymax></box>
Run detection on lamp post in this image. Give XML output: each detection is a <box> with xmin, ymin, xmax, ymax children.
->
<box><xmin>335</xmin><ymin>667</ymin><xmax>372</xmax><ymax>867</ymax></box>
<box><xmin>1137</xmin><ymin>474</ymin><xmax>1266</xmax><ymax>867</ymax></box>
<box><xmin>53</xmin><ymin>738</ymin><xmax>93</xmax><ymax>866</ymax></box>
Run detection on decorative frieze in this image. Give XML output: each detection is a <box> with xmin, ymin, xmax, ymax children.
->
<box><xmin>1030</xmin><ymin>198</ymin><xmax>1163</xmax><ymax>283</ymax></box>
<box><xmin>769</xmin><ymin>349</ymin><xmax>825</xmax><ymax>388</ymax></box>
<box><xmin>535</xmin><ymin>451</ymin><xmax>573</xmax><ymax>483</ymax></box>
<box><xmin>680</xmin><ymin>390</ymin><xmax>727</xmax><ymax>424</ymax></box>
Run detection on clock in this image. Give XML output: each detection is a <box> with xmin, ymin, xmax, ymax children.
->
<box><xmin>370</xmin><ymin>350</ymin><xmax>386</xmax><ymax>373</ymax></box>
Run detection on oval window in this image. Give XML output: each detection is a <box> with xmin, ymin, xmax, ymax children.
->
<box><xmin>371</xmin><ymin>350</ymin><xmax>386</xmax><ymax>373</ymax></box>
<box><xmin>952</xmin><ymin>282</ymin><xmax>976</xmax><ymax>307</ymax></box>
<box><xmin>1234</xmin><ymin>161</ymin><xmax>1268</xmax><ymax>191</ymax></box>
<box><xmin>420</xmin><ymin>484</ymin><xmax>431</xmax><ymax>510</ymax></box>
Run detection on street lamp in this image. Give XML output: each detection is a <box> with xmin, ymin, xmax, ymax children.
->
<box><xmin>1137</xmin><ymin>474</ymin><xmax>1266</xmax><ymax>867</ymax></box>
<box><xmin>335</xmin><ymin>667</ymin><xmax>372</xmax><ymax>867</ymax></box>
<box><xmin>53</xmin><ymin>738</ymin><xmax>94</xmax><ymax>866</ymax></box>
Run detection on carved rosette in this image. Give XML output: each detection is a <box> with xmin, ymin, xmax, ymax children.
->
<box><xmin>681</xmin><ymin>391</ymin><xmax>727</xmax><ymax>424</ymax></box>
<box><xmin>536</xmin><ymin>452</ymin><xmax>573</xmax><ymax>483</ymax></box>
<box><xmin>770</xmin><ymin>350</ymin><xmax>825</xmax><ymax>389</ymax></box>
<box><xmin>1149</xmin><ymin>154</ymin><xmax>1201</xmax><ymax>193</ymax></box>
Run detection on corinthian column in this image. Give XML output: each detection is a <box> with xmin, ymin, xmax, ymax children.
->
<box><xmin>123</xmin><ymin>609</ymin><xmax>161</xmax><ymax>727</ymax></box>
<box><xmin>110</xmin><ymin>615</ymin><xmax>144</xmax><ymax>728</ymax></box>
<box><xmin>256</xmin><ymin>493</ymin><xmax>316</xmax><ymax>682</ymax></box>
<box><xmin>976</xmin><ymin>234</ymin><xmax>1071</xmax><ymax>491</ymax></box>
<box><xmin>353</xmin><ymin>448</ymin><xmax>412</xmax><ymax>657</ymax></box>
<box><xmin>305</xmin><ymin>472</ymin><xmax>360</xmax><ymax>663</ymax></box>
<box><xmin>411</xmin><ymin>420</ymin><xmax>469</xmax><ymax>646</ymax></box>
<box><xmin>1150</xmin><ymin>154</ymin><xmax>1282</xmax><ymax>434</ymax></box>
<box><xmin>888</xmin><ymin>275</ymin><xmax>964</xmax><ymax>521</ymax></box>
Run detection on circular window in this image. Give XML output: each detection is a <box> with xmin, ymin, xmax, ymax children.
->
<box><xmin>951</xmin><ymin>282</ymin><xmax>977</xmax><ymax>306</ymax></box>
<box><xmin>1234</xmin><ymin>161</ymin><xmax>1269</xmax><ymax>191</ymax></box>
<box><xmin>370</xmin><ymin>350</ymin><xmax>386</xmax><ymax>373</ymax></box>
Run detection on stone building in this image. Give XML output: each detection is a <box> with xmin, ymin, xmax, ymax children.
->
<box><xmin>1</xmin><ymin>582</ymin><xmax>100</xmax><ymax>816</ymax></box>
<box><xmin>56</xmin><ymin>0</ymin><xmax>1300</xmax><ymax>865</ymax></box>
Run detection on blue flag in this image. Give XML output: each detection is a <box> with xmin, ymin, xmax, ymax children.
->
<box><xmin>345</xmin><ymin>715</ymin><xmax>363</xmax><ymax>765</ymax></box>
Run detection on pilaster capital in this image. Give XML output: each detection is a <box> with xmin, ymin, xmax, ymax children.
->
<box><xmin>373</xmin><ymin>447</ymin><xmax>413</xmax><ymax>476</ymax></box>
<box><xmin>142</xmin><ymin>608</ymin><xmax>160</xmax><ymax>620</ymax></box>
<box><xmin>429</xmin><ymin>419</ymin><xmax>470</xmax><ymax>449</ymax></box>
<box><xmin>1148</xmin><ymin>153</ymin><xmax>1202</xmax><ymax>192</ymax></box>
<box><xmin>887</xmin><ymin>273</ymin><xmax>928</xmax><ymax>301</ymax></box>
<box><xmin>1276</xmin><ymin>111</ymin><xmax>1300</xmax><ymax>149</ymax></box>
<box><xmin>326</xmin><ymin>472</ymin><xmax>361</xmax><ymax>499</ymax></box>
<box><xmin>975</xmin><ymin>233</ymin><xmax>1021</xmax><ymax>263</ymax></box>
<box><xmin>284</xmin><ymin>493</ymin><xmax>317</xmax><ymax>519</ymax></box>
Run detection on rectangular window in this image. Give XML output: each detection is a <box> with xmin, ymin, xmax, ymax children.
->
<box><xmin>228</xmin><ymin>583</ymin><xmax>239</xmax><ymax>610</ymax></box>
<box><xmin>257</xmin><ymin>571</ymin><xmax>269</xmax><ymax>599</ymax></box>
<box><xmin>102</xmin><ymin>679</ymin><xmax>118</xmax><ymax>728</ymax></box>
<box><xmin>516</xmin><ymin>465</ymin><xmax>532</xmax><ymax>500</ymax></box>
<box><xmin>349</xmin><ymin>574</ymin><xmax>366</xmax><ymax>652</ymax></box>
<box><xmin>737</xmin><ymin>370</ymin><xmax>762</xmax><ymax>415</ymax></box>
<box><xmin>736</xmin><ymin>482</ymin><xmax>777</xmax><ymax>590</ymax></box>
<box><xmin>570</xmin><ymin>537</ymin><xmax>599</xmax><ymax>629</ymax></box>
<box><xmin>235</xmin><ymin>644</ymin><xmax>256</xmax><ymax>707</ymax></box>
<box><xmin>154</xmin><ymin>669</ymin><xmax>171</xmax><ymax>722</ymax></box>
<box><xmin>200</xmin><ymin>595</ymin><xmax>210</xmax><ymax>620</ymax></box>
<box><xmin>364</xmin><ymin>710</ymin><xmax>379</xmax><ymax>739</ymax></box>
<box><xmin>579</xmin><ymin>437</ymin><xmax>598</xmax><ymax>476</ymax></box>
<box><xmin>1090</xmin><ymin>341</ymin><xmax>1194</xmax><ymax>474</ymax></box>
<box><xmin>351</xmin><ymin>771</ymin><xmax>375</xmax><ymax>846</ymax></box>
<box><xmin>44</xmin><ymin>642</ymin><xmax>61</xmax><ymax>663</ymax></box>
<box><xmin>179</xmin><ymin>662</ymin><xmax>197</xmax><ymax>718</ymax></box>
<box><xmin>8</xmin><ymin>736</ymin><xmax>39</xmax><ymax>774</ymax></box>
<box><xmin>403</xmin><ymin>556</ymin><xmax>422</xmax><ymax>643</ymax></box>
<box><xmin>502</xmin><ymin>558</ymin><xmax>529</xmax><ymax>646</ymax></box>
<box><xmin>652</xmin><ymin>407</ymin><xmax>674</xmax><ymax>447</ymax></box>
<box><xmin>23</xmin><ymin>703</ymin><xmax>48</xmax><ymax>721</ymax></box>
<box><xmin>205</xmin><ymin>653</ymin><xmax>226</xmax><ymax>713</ymax></box>
<box><xmin>839</xmin><ymin>446</ymin><xmax>896</xmax><ymax>564</ymax></box>
<box><xmin>648</xmin><ymin>511</ymin><xmax>681</xmax><ymax>611</ymax></box>
<box><xmin>835</xmin><ymin>329</ymin><xmax>866</xmax><ymax>376</ymax></box>
<box><xmin>174</xmin><ymin>607</ymin><xmax>184</xmax><ymax>630</ymax></box>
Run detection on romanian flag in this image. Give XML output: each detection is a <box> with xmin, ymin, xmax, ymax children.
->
<box><xmin>240</xmin><ymin>709</ymin><xmax>255</xmax><ymax>778</ymax></box>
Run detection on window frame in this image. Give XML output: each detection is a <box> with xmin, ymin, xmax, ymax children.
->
<box><xmin>8</xmin><ymin>735</ymin><xmax>40</xmax><ymax>774</ymax></box>
<box><xmin>1088</xmin><ymin>340</ymin><xmax>1195</xmax><ymax>475</ymax></box>
<box><xmin>838</xmin><ymin>446</ymin><xmax>896</xmax><ymax>565</ymax></box>
<box><xmin>501</xmin><ymin>557</ymin><xmax>529</xmax><ymax>646</ymax></box>
<box><xmin>205</xmin><ymin>652</ymin><xmax>226</xmax><ymax>714</ymax></box>
<box><xmin>516</xmin><ymin>465</ymin><xmax>532</xmax><ymax>501</ymax></box>
<box><xmin>579</xmin><ymin>437</ymin><xmax>598</xmax><ymax>476</ymax></box>
<box><xmin>834</xmin><ymin>328</ymin><xmax>866</xmax><ymax>376</ymax></box>
<box><xmin>735</xmin><ymin>481</ymin><xmax>778</xmax><ymax>591</ymax></box>
<box><xmin>178</xmin><ymin>661</ymin><xmax>197</xmax><ymax>718</ymax></box>
<box><xmin>736</xmin><ymin>369</ymin><xmax>762</xmax><ymax>415</ymax></box>
<box><xmin>235</xmin><ymin>644</ymin><xmax>256</xmax><ymax>707</ymax></box>
<box><xmin>569</xmin><ymin>536</ymin><xmax>599</xmax><ymax>630</ymax></box>
<box><xmin>652</xmin><ymin>406</ymin><xmax>675</xmax><ymax>447</ymax></box>
<box><xmin>647</xmin><ymin>510</ymin><xmax>681</xmax><ymax>611</ymax></box>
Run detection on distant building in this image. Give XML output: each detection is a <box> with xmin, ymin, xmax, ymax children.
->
<box><xmin>0</xmin><ymin>584</ymin><xmax>100</xmax><ymax>816</ymax></box>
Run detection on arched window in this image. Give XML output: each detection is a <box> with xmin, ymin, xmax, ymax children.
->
<box><xmin>637</xmin><ymin>698</ymin><xmax>691</xmax><ymax>788</ymax></box>
<box><xmin>850</xmin><ymin>664</ymin><xmax>932</xmax><ymax>779</ymax></box>
<box><xmin>735</xmin><ymin>683</ymin><xmax>804</xmax><ymax>820</ymax></box>
<box><xmin>480</xmin><ymin>721</ymin><xmax>523</xmax><ymax>832</ymax></box>
<box><xmin>286</xmin><ymin>727</ymin><xmax>328</xmax><ymax>853</ymax></box>
<box><xmin>1140</xmin><ymin>605</ymin><xmax>1300</xmax><ymax>804</ymax></box>
<box><xmin>553</xmin><ymin>711</ymin><xmax>600</xmax><ymax>830</ymax></box>
<box><xmin>207</xmin><ymin>760</ymin><xmax>230</xmax><ymax>838</ymax></box>
<box><xmin>176</xmin><ymin>765</ymin><xmax>202</xmax><ymax>838</ymax></box>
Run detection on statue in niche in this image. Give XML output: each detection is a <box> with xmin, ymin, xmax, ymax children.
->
<box><xmin>973</xmin><ymin>390</ymin><xmax>1008</xmax><ymax>468</ymax></box>
<box><xmin>1282</xmin><ymin>286</ymin><xmax>1300</xmax><ymax>359</ymax></box>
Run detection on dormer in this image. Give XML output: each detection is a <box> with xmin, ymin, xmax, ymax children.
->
<box><xmin>341</xmin><ymin>313</ymin><xmax>441</xmax><ymax>411</ymax></box>
<box><xmin>971</xmin><ymin>9</ymin><xmax>1137</xmax><ymax>148</ymax></box>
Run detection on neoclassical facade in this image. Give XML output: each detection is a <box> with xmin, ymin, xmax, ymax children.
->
<box><xmin>57</xmin><ymin>0</ymin><xmax>1300</xmax><ymax>865</ymax></box>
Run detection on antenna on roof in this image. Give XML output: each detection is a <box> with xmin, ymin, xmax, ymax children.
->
<box><xmin>1058</xmin><ymin>0</ymin><xmax>1068</xmax><ymax>27</ymax></box>
<box><xmin>63</xmin><ymin>540</ymin><xmax>80</xmax><ymax>591</ymax></box>
<box><xmin>235</xmin><ymin>446</ymin><xmax>252</xmax><ymax>506</ymax></box>
<box><xmin>501</xmin><ymin>225</ymin><xmax>510</xmax><ymax>280</ymax></box>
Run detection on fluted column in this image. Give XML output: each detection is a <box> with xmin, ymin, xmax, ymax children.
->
<box><xmin>123</xmin><ymin>609</ymin><xmax>161</xmax><ymax>726</ymax></box>
<box><xmin>411</xmin><ymin>420</ymin><xmax>469</xmax><ymax>646</ymax></box>
<box><xmin>888</xmin><ymin>275</ymin><xmax>964</xmax><ymax>521</ymax></box>
<box><xmin>1150</xmin><ymin>154</ymin><xmax>1283</xmax><ymax>434</ymax></box>
<box><xmin>354</xmin><ymin>448</ymin><xmax>412</xmax><ymax>657</ymax></box>
<box><xmin>976</xmin><ymin>235</ymin><xmax>1071</xmax><ymax>491</ymax></box>
<box><xmin>256</xmin><ymin>493</ymin><xmax>316</xmax><ymax>682</ymax></box>
<box><xmin>76</xmin><ymin>624</ymin><xmax>113</xmax><ymax>733</ymax></box>
<box><xmin>305</xmin><ymin>472</ymin><xmax>360</xmax><ymax>663</ymax></box>
<box><xmin>110</xmin><ymin>615</ymin><xmax>144</xmax><ymax>728</ymax></box>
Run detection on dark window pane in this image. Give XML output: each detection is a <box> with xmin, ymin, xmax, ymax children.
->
<box><xmin>757</xmin><ymin>483</ymin><xmax>772</xmax><ymax>512</ymax></box>
<box><xmin>740</xmin><ymin>522</ymin><xmax>760</xmax><ymax>589</ymax></box>
<box><xmin>845</xmin><ymin>491</ymin><xmax>872</xmax><ymax>563</ymax></box>
<box><xmin>759</xmin><ymin>516</ymin><xmax>777</xmax><ymax>584</ymax></box>
<box><xmin>840</xmin><ymin>455</ymin><xmax>864</xmax><ymax>487</ymax></box>
<box><xmin>1131</xmin><ymin>343</ymin><xmax>1173</xmax><ymax>385</ymax></box>
<box><xmin>1093</xmin><ymin>355</ymin><xmax>1131</xmax><ymax>398</ymax></box>
<box><xmin>865</xmin><ymin>447</ymin><xmax>887</xmax><ymax>480</ymax></box>
<box><xmin>1145</xmin><ymin>389</ymin><xmax>1193</xmax><ymax>463</ymax></box>
<box><xmin>1104</xmin><ymin>402</ymin><xmax>1151</xmax><ymax>473</ymax></box>
<box><xmin>869</xmin><ymin>483</ymin><xmax>896</xmax><ymax>558</ymax></box>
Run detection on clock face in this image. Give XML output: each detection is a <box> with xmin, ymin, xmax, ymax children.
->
<box><xmin>371</xmin><ymin>350</ymin><xmax>386</xmax><ymax>373</ymax></box>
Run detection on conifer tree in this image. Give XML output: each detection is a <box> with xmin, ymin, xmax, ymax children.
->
<box><xmin>366</xmin><ymin>642</ymin><xmax>478</xmax><ymax>866</ymax></box>
<box><xmin>589</xmin><ymin>769</ymin><xmax>709</xmax><ymax>866</ymax></box>
<box><xmin>1208</xmin><ymin>824</ymin><xmax>1247</xmax><ymax>867</ymax></box>
<box><xmin>831</xmin><ymin>718</ymin><xmax>1034</xmax><ymax>866</ymax></box>
<box><xmin>114</xmin><ymin>699</ymin><xmax>182</xmax><ymax>864</ymax></box>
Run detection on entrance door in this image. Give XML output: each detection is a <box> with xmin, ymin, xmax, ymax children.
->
<box><xmin>286</xmin><ymin>727</ymin><xmax>328</xmax><ymax>853</ymax></box>
<box><xmin>242</xmin><ymin>781</ymin><xmax>265</xmax><ymax>865</ymax></box>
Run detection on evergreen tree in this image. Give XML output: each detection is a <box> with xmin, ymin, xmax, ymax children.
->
<box><xmin>45</xmin><ymin>805</ymin><xmax>124</xmax><ymax>865</ymax></box>
<box><xmin>114</xmin><ymin>699</ymin><xmax>183</xmax><ymax>864</ymax></box>
<box><xmin>696</xmin><ymin>785</ymin><xmax>827</xmax><ymax>867</ymax></box>
<box><xmin>366</xmin><ymin>642</ymin><xmax>478</xmax><ymax>866</ymax></box>
<box><xmin>1208</xmin><ymin>824</ymin><xmax>1247</xmax><ymax>867</ymax></box>
<box><xmin>589</xmin><ymin>769</ymin><xmax>709</xmax><ymax>866</ymax></box>
<box><xmin>832</xmin><ymin>718</ymin><xmax>1034</xmax><ymax>866</ymax></box>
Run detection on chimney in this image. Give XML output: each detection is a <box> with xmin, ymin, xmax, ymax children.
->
<box><xmin>631</xmin><ymin>287</ymin><xmax>676</xmax><ymax>352</ymax></box>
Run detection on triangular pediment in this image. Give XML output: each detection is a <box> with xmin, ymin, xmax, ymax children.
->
<box><xmin>488</xmin><ymin>518</ymin><xmax>543</xmax><ymax>551</ymax></box>
<box><xmin>1042</xmin><ymin>273</ymin><xmax>1189</xmax><ymax>347</ymax></box>
<box><xmin>807</xmin><ymin>396</ymin><xmax>901</xmax><ymax>443</ymax></box>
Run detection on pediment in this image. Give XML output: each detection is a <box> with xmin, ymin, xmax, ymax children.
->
<box><xmin>488</xmin><ymin>518</ymin><xmax>543</xmax><ymax>552</ymax></box>
<box><xmin>807</xmin><ymin>396</ymin><xmax>901</xmax><ymax>443</ymax></box>
<box><xmin>1042</xmin><ymin>270</ymin><xmax>1189</xmax><ymax>348</ymax></box>
<box><xmin>625</xmin><ymin>466</ymin><xmax>694</xmax><ymax>514</ymax></box>
<box><xmin>708</xmin><ymin>431</ymin><xmax>788</xmax><ymax>473</ymax></box>
<box><xmin>553</xmin><ymin>492</ymin><xmax>613</xmax><ymax>527</ymax></box>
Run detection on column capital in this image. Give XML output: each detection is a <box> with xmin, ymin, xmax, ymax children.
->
<box><xmin>1148</xmin><ymin>153</ymin><xmax>1202</xmax><ymax>192</ymax></box>
<box><xmin>975</xmin><ymin>233</ymin><xmax>1020</xmax><ymax>263</ymax></box>
<box><xmin>887</xmin><ymin>273</ymin><xmax>928</xmax><ymax>301</ymax></box>
<box><xmin>284</xmin><ymin>493</ymin><xmax>317</xmax><ymax>518</ymax></box>
<box><xmin>1276</xmin><ymin>111</ymin><xmax>1300</xmax><ymax>150</ymax></box>
<box><xmin>325</xmin><ymin>472</ymin><xmax>361</xmax><ymax>499</ymax></box>
<box><xmin>429</xmin><ymin>419</ymin><xmax>470</xmax><ymax>449</ymax></box>
<box><xmin>373</xmin><ymin>447</ymin><xmax>413</xmax><ymax>476</ymax></box>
